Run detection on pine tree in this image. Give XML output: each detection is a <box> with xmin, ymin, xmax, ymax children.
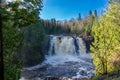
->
<box><xmin>94</xmin><ymin>10</ymin><xmax>97</xmax><ymax>17</ymax></box>
<box><xmin>78</xmin><ymin>13</ymin><xmax>81</xmax><ymax>21</ymax></box>
<box><xmin>89</xmin><ymin>10</ymin><xmax>92</xmax><ymax>16</ymax></box>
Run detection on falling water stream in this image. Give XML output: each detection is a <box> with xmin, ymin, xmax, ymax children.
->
<box><xmin>20</xmin><ymin>35</ymin><xmax>94</xmax><ymax>80</ymax></box>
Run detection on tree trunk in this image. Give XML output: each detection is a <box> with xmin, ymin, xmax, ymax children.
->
<box><xmin>0</xmin><ymin>9</ymin><xmax>4</xmax><ymax>80</ymax></box>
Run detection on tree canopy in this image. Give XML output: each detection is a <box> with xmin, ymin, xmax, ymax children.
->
<box><xmin>91</xmin><ymin>1</ymin><xmax>120</xmax><ymax>76</ymax></box>
<box><xmin>1</xmin><ymin>0</ymin><xmax>44</xmax><ymax>79</ymax></box>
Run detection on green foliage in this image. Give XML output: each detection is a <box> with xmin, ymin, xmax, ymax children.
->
<box><xmin>21</xmin><ymin>23</ymin><xmax>46</xmax><ymax>66</ymax></box>
<box><xmin>2</xmin><ymin>0</ymin><xmax>43</xmax><ymax>79</ymax></box>
<box><xmin>83</xmin><ymin>14</ymin><xmax>95</xmax><ymax>36</ymax></box>
<box><xmin>112</xmin><ymin>77</ymin><xmax>120</xmax><ymax>80</ymax></box>
<box><xmin>2</xmin><ymin>4</ymin><xmax>22</xmax><ymax>80</ymax></box>
<box><xmin>3</xmin><ymin>16</ymin><xmax>23</xmax><ymax>80</ymax></box>
<box><xmin>40</xmin><ymin>11</ymin><xmax>98</xmax><ymax>35</ymax></box>
<box><xmin>91</xmin><ymin>70</ymin><xmax>120</xmax><ymax>80</ymax></box>
<box><xmin>91</xmin><ymin>1</ymin><xmax>120</xmax><ymax>76</ymax></box>
<box><xmin>7</xmin><ymin>0</ymin><xmax>42</xmax><ymax>27</ymax></box>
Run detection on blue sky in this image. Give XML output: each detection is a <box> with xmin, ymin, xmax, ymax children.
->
<box><xmin>40</xmin><ymin>0</ymin><xmax>108</xmax><ymax>20</ymax></box>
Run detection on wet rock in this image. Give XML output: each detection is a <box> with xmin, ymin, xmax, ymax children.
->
<box><xmin>79</xmin><ymin>70</ymin><xmax>87</xmax><ymax>76</ymax></box>
<box><xmin>21</xmin><ymin>53</ymin><xmax>94</xmax><ymax>80</ymax></box>
<box><xmin>44</xmin><ymin>77</ymin><xmax>90</xmax><ymax>80</ymax></box>
<box><xmin>45</xmin><ymin>76</ymin><xmax>59</xmax><ymax>80</ymax></box>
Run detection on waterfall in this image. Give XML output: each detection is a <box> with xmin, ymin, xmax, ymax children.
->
<box><xmin>20</xmin><ymin>35</ymin><xmax>94</xmax><ymax>80</ymax></box>
<box><xmin>48</xmin><ymin>35</ymin><xmax>86</xmax><ymax>56</ymax></box>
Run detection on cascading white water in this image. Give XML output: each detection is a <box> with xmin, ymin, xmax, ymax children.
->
<box><xmin>44</xmin><ymin>35</ymin><xmax>89</xmax><ymax>66</ymax></box>
<box><xmin>20</xmin><ymin>35</ymin><xmax>94</xmax><ymax>80</ymax></box>
<box><xmin>54</xmin><ymin>36</ymin><xmax>76</xmax><ymax>55</ymax></box>
<box><xmin>76</xmin><ymin>37</ymin><xmax>86</xmax><ymax>54</ymax></box>
<box><xmin>48</xmin><ymin>35</ymin><xmax>86</xmax><ymax>56</ymax></box>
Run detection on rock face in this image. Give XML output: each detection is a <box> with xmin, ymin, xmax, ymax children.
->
<box><xmin>82</xmin><ymin>36</ymin><xmax>94</xmax><ymax>53</ymax></box>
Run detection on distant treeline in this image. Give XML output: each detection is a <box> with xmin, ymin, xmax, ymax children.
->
<box><xmin>40</xmin><ymin>10</ymin><xmax>97</xmax><ymax>36</ymax></box>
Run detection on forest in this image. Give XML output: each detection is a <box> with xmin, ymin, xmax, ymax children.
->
<box><xmin>1</xmin><ymin>0</ymin><xmax>120</xmax><ymax>80</ymax></box>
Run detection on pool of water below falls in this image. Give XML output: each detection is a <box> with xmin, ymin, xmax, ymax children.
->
<box><xmin>20</xmin><ymin>35</ymin><xmax>94</xmax><ymax>80</ymax></box>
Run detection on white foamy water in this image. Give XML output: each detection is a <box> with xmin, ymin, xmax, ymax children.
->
<box><xmin>20</xmin><ymin>35</ymin><xmax>94</xmax><ymax>80</ymax></box>
<box><xmin>48</xmin><ymin>35</ymin><xmax>86</xmax><ymax>55</ymax></box>
<box><xmin>44</xmin><ymin>53</ymin><xmax>92</xmax><ymax>66</ymax></box>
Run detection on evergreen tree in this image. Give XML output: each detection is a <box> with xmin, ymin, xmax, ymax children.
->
<box><xmin>83</xmin><ymin>10</ymin><xmax>94</xmax><ymax>36</ymax></box>
<box><xmin>22</xmin><ymin>23</ymin><xmax>46</xmax><ymax>66</ymax></box>
<box><xmin>91</xmin><ymin>1</ymin><xmax>120</xmax><ymax>76</ymax></box>
<box><xmin>78</xmin><ymin>13</ymin><xmax>81</xmax><ymax>21</ymax></box>
<box><xmin>94</xmin><ymin>10</ymin><xmax>97</xmax><ymax>17</ymax></box>
<box><xmin>1</xmin><ymin>0</ymin><xmax>43</xmax><ymax>79</ymax></box>
<box><xmin>89</xmin><ymin>10</ymin><xmax>92</xmax><ymax>16</ymax></box>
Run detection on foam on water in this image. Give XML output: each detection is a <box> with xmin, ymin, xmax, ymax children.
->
<box><xmin>20</xmin><ymin>35</ymin><xmax>94</xmax><ymax>80</ymax></box>
<box><xmin>44</xmin><ymin>53</ymin><xmax>92</xmax><ymax>66</ymax></box>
